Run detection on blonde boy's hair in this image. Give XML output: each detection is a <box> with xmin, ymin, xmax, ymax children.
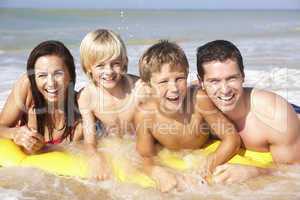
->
<box><xmin>80</xmin><ymin>29</ymin><xmax>128</xmax><ymax>75</ymax></box>
<box><xmin>139</xmin><ymin>40</ymin><xmax>189</xmax><ymax>83</ymax></box>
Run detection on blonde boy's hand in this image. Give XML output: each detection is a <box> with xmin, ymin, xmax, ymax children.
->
<box><xmin>89</xmin><ymin>152</ymin><xmax>111</xmax><ymax>180</ymax></box>
<box><xmin>151</xmin><ymin>166</ymin><xmax>177</xmax><ymax>192</ymax></box>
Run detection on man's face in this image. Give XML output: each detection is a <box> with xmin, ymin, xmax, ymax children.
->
<box><xmin>201</xmin><ymin>59</ymin><xmax>244</xmax><ymax>113</ymax></box>
<box><xmin>150</xmin><ymin>63</ymin><xmax>188</xmax><ymax>114</ymax></box>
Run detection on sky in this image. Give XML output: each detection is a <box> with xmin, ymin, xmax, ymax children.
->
<box><xmin>0</xmin><ymin>0</ymin><xmax>299</xmax><ymax>10</ymax></box>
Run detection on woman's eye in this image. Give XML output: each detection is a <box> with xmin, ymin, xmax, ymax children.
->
<box><xmin>37</xmin><ymin>74</ymin><xmax>47</xmax><ymax>78</ymax></box>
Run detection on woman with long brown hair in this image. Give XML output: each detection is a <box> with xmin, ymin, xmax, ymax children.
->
<box><xmin>0</xmin><ymin>40</ymin><xmax>82</xmax><ymax>154</ymax></box>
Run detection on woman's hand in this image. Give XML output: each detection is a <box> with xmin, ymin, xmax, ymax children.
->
<box><xmin>13</xmin><ymin>126</ymin><xmax>44</xmax><ymax>154</ymax></box>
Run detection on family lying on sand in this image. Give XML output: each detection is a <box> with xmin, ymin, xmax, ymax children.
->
<box><xmin>0</xmin><ymin>29</ymin><xmax>299</xmax><ymax>192</ymax></box>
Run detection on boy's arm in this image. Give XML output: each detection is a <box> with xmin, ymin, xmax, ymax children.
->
<box><xmin>78</xmin><ymin>87</ymin><xmax>110</xmax><ymax>180</ymax></box>
<box><xmin>134</xmin><ymin>109</ymin><xmax>177</xmax><ymax>192</ymax></box>
<box><xmin>196</xmin><ymin>90</ymin><xmax>240</xmax><ymax>171</ymax></box>
<box><xmin>77</xmin><ymin>87</ymin><xmax>98</xmax><ymax>153</ymax></box>
<box><xmin>134</xmin><ymin>110</ymin><xmax>156</xmax><ymax>173</ymax></box>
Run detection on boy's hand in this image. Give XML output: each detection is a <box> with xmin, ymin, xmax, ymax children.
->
<box><xmin>151</xmin><ymin>166</ymin><xmax>177</xmax><ymax>192</ymax></box>
<box><xmin>14</xmin><ymin>126</ymin><xmax>44</xmax><ymax>154</ymax></box>
<box><xmin>89</xmin><ymin>152</ymin><xmax>111</xmax><ymax>180</ymax></box>
<box><xmin>197</xmin><ymin>154</ymin><xmax>216</xmax><ymax>182</ymax></box>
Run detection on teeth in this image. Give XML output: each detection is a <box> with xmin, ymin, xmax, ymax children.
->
<box><xmin>167</xmin><ymin>96</ymin><xmax>179</xmax><ymax>101</ymax></box>
<box><xmin>218</xmin><ymin>95</ymin><xmax>234</xmax><ymax>101</ymax></box>
<box><xmin>46</xmin><ymin>89</ymin><xmax>58</xmax><ymax>94</ymax></box>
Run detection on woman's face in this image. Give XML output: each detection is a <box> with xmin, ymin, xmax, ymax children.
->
<box><xmin>34</xmin><ymin>55</ymin><xmax>71</xmax><ymax>103</ymax></box>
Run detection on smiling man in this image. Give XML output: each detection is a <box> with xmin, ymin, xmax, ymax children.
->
<box><xmin>196</xmin><ymin>40</ymin><xmax>300</xmax><ymax>184</ymax></box>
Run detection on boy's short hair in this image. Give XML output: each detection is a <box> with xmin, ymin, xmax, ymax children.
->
<box><xmin>80</xmin><ymin>29</ymin><xmax>128</xmax><ymax>75</ymax></box>
<box><xmin>139</xmin><ymin>40</ymin><xmax>189</xmax><ymax>83</ymax></box>
<box><xmin>196</xmin><ymin>40</ymin><xmax>245</xmax><ymax>79</ymax></box>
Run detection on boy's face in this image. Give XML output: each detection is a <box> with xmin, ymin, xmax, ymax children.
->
<box><xmin>90</xmin><ymin>57</ymin><xmax>124</xmax><ymax>90</ymax></box>
<box><xmin>150</xmin><ymin>63</ymin><xmax>187</xmax><ymax>113</ymax></box>
<box><xmin>201</xmin><ymin>59</ymin><xmax>244</xmax><ymax>112</ymax></box>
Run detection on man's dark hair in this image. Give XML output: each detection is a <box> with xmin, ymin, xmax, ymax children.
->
<box><xmin>196</xmin><ymin>40</ymin><xmax>244</xmax><ymax>79</ymax></box>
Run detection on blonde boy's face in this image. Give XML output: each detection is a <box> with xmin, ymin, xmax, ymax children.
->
<box><xmin>150</xmin><ymin>63</ymin><xmax>187</xmax><ymax>113</ymax></box>
<box><xmin>90</xmin><ymin>57</ymin><xmax>125</xmax><ymax>89</ymax></box>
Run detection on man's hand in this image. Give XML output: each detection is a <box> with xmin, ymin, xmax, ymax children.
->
<box><xmin>213</xmin><ymin>163</ymin><xmax>270</xmax><ymax>184</ymax></box>
<box><xmin>151</xmin><ymin>166</ymin><xmax>177</xmax><ymax>192</ymax></box>
<box><xmin>13</xmin><ymin>126</ymin><xmax>44</xmax><ymax>154</ymax></box>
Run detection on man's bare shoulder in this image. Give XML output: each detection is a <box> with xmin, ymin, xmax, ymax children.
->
<box><xmin>251</xmin><ymin>88</ymin><xmax>278</xmax><ymax>116</ymax></box>
<box><xmin>251</xmin><ymin>88</ymin><xmax>299</xmax><ymax>135</ymax></box>
<box><xmin>251</xmin><ymin>88</ymin><xmax>293</xmax><ymax>119</ymax></box>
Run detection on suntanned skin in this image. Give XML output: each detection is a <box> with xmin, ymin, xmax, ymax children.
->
<box><xmin>77</xmin><ymin>56</ymin><xmax>143</xmax><ymax>180</ymax></box>
<box><xmin>0</xmin><ymin>57</ymin><xmax>83</xmax><ymax>154</ymax></box>
<box><xmin>134</xmin><ymin>64</ymin><xmax>240</xmax><ymax>192</ymax></box>
<box><xmin>200</xmin><ymin>59</ymin><xmax>300</xmax><ymax>184</ymax></box>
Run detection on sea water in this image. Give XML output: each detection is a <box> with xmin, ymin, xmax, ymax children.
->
<box><xmin>0</xmin><ymin>8</ymin><xmax>300</xmax><ymax>199</ymax></box>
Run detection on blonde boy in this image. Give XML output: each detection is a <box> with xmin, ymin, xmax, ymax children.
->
<box><xmin>78</xmin><ymin>29</ymin><xmax>140</xmax><ymax>179</ymax></box>
<box><xmin>135</xmin><ymin>40</ymin><xmax>240</xmax><ymax>192</ymax></box>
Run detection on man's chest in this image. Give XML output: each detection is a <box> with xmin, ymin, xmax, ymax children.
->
<box><xmin>237</xmin><ymin>115</ymin><xmax>271</xmax><ymax>151</ymax></box>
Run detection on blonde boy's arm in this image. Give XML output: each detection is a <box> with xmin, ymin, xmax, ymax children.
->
<box><xmin>77</xmin><ymin>88</ymin><xmax>98</xmax><ymax>154</ymax></box>
<box><xmin>78</xmin><ymin>87</ymin><xmax>110</xmax><ymax>180</ymax></box>
<box><xmin>196</xmin><ymin>90</ymin><xmax>240</xmax><ymax>171</ymax></box>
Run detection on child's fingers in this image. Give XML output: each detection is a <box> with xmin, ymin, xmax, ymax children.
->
<box><xmin>213</xmin><ymin>170</ymin><xmax>230</xmax><ymax>184</ymax></box>
<box><xmin>213</xmin><ymin>164</ymin><xmax>230</xmax><ymax>176</ymax></box>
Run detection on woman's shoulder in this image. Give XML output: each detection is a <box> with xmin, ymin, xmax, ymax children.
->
<box><xmin>13</xmin><ymin>74</ymin><xmax>33</xmax><ymax>110</ymax></box>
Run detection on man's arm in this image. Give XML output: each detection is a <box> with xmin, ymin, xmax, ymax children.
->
<box><xmin>196</xmin><ymin>89</ymin><xmax>241</xmax><ymax>171</ymax></box>
<box><xmin>252</xmin><ymin>89</ymin><xmax>300</xmax><ymax>163</ymax></box>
